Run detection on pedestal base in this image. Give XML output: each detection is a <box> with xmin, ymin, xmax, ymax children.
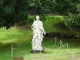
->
<box><xmin>30</xmin><ymin>50</ymin><xmax>44</xmax><ymax>53</ymax></box>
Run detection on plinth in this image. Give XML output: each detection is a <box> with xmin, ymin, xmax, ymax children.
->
<box><xmin>30</xmin><ymin>50</ymin><xmax>44</xmax><ymax>53</ymax></box>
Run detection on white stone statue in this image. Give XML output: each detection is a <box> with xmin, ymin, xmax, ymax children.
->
<box><xmin>31</xmin><ymin>15</ymin><xmax>46</xmax><ymax>52</ymax></box>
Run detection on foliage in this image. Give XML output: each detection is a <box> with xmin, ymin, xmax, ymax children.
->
<box><xmin>26</xmin><ymin>15</ymin><xmax>35</xmax><ymax>24</ymax></box>
<box><xmin>77</xmin><ymin>4</ymin><xmax>80</xmax><ymax>13</ymax></box>
<box><xmin>0</xmin><ymin>0</ymin><xmax>28</xmax><ymax>29</ymax></box>
<box><xmin>54</xmin><ymin>0</ymin><xmax>77</xmax><ymax>14</ymax></box>
<box><xmin>40</xmin><ymin>0</ymin><xmax>55</xmax><ymax>14</ymax></box>
<box><xmin>43</xmin><ymin>15</ymin><xmax>64</xmax><ymax>33</ymax></box>
<box><xmin>64</xmin><ymin>4</ymin><xmax>80</xmax><ymax>31</ymax></box>
<box><xmin>26</xmin><ymin>15</ymin><xmax>46</xmax><ymax>24</ymax></box>
<box><xmin>28</xmin><ymin>0</ymin><xmax>77</xmax><ymax>15</ymax></box>
<box><xmin>0</xmin><ymin>0</ymin><xmax>80</xmax><ymax>29</ymax></box>
<box><xmin>0</xmin><ymin>27</ymin><xmax>32</xmax><ymax>44</ymax></box>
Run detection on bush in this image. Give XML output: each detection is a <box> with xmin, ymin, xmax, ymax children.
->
<box><xmin>64</xmin><ymin>13</ymin><xmax>80</xmax><ymax>31</ymax></box>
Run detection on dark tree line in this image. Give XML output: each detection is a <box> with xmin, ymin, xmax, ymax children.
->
<box><xmin>28</xmin><ymin>0</ymin><xmax>78</xmax><ymax>15</ymax></box>
<box><xmin>64</xmin><ymin>3</ymin><xmax>80</xmax><ymax>31</ymax></box>
<box><xmin>0</xmin><ymin>0</ymin><xmax>28</xmax><ymax>29</ymax></box>
<box><xmin>0</xmin><ymin>0</ymin><xmax>80</xmax><ymax>29</ymax></box>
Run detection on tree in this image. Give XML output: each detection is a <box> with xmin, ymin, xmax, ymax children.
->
<box><xmin>28</xmin><ymin>0</ymin><xmax>77</xmax><ymax>15</ymax></box>
<box><xmin>28</xmin><ymin>0</ymin><xmax>41</xmax><ymax>14</ymax></box>
<box><xmin>64</xmin><ymin>4</ymin><xmax>80</xmax><ymax>31</ymax></box>
<box><xmin>53</xmin><ymin>0</ymin><xmax>77</xmax><ymax>15</ymax></box>
<box><xmin>0</xmin><ymin>0</ymin><xmax>29</xmax><ymax>29</ymax></box>
<box><xmin>40</xmin><ymin>0</ymin><xmax>55</xmax><ymax>14</ymax></box>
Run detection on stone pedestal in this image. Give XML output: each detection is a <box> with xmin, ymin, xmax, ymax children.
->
<box><xmin>30</xmin><ymin>50</ymin><xmax>44</xmax><ymax>53</ymax></box>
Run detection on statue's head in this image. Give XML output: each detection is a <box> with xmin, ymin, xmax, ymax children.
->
<box><xmin>36</xmin><ymin>15</ymin><xmax>39</xmax><ymax>20</ymax></box>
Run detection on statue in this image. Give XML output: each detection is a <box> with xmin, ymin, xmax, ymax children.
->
<box><xmin>31</xmin><ymin>15</ymin><xmax>46</xmax><ymax>52</ymax></box>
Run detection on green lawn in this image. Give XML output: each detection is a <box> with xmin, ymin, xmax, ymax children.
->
<box><xmin>0</xmin><ymin>15</ymin><xmax>80</xmax><ymax>60</ymax></box>
<box><xmin>0</xmin><ymin>27</ymin><xmax>32</xmax><ymax>44</ymax></box>
<box><xmin>0</xmin><ymin>27</ymin><xmax>80</xmax><ymax>60</ymax></box>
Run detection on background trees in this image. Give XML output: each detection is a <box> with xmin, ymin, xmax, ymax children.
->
<box><xmin>64</xmin><ymin>4</ymin><xmax>80</xmax><ymax>31</ymax></box>
<box><xmin>0</xmin><ymin>0</ymin><xmax>28</xmax><ymax>29</ymax></box>
<box><xmin>28</xmin><ymin>0</ymin><xmax>77</xmax><ymax>15</ymax></box>
<box><xmin>53</xmin><ymin>0</ymin><xmax>76</xmax><ymax>14</ymax></box>
<box><xmin>0</xmin><ymin>0</ymin><xmax>80</xmax><ymax>31</ymax></box>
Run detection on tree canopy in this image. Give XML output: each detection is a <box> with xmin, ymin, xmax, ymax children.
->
<box><xmin>0</xmin><ymin>0</ymin><xmax>80</xmax><ymax>29</ymax></box>
<box><xmin>64</xmin><ymin>3</ymin><xmax>80</xmax><ymax>31</ymax></box>
<box><xmin>0</xmin><ymin>0</ymin><xmax>28</xmax><ymax>29</ymax></box>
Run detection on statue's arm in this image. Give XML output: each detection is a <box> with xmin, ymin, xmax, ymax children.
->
<box><xmin>39</xmin><ymin>21</ymin><xmax>46</xmax><ymax>35</ymax></box>
<box><xmin>40</xmin><ymin>25</ymin><xmax>46</xmax><ymax>35</ymax></box>
<box><xmin>42</xmin><ymin>27</ymin><xmax>46</xmax><ymax>35</ymax></box>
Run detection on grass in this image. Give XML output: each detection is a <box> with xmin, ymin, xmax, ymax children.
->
<box><xmin>43</xmin><ymin>15</ymin><xmax>64</xmax><ymax>32</ymax></box>
<box><xmin>0</xmin><ymin>27</ymin><xmax>32</xmax><ymax>60</ymax></box>
<box><xmin>13</xmin><ymin>38</ymin><xmax>80</xmax><ymax>60</ymax></box>
<box><xmin>0</xmin><ymin>15</ymin><xmax>80</xmax><ymax>60</ymax></box>
<box><xmin>1</xmin><ymin>38</ymin><xmax>79</xmax><ymax>60</ymax></box>
<box><xmin>0</xmin><ymin>27</ymin><xmax>32</xmax><ymax>44</ymax></box>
